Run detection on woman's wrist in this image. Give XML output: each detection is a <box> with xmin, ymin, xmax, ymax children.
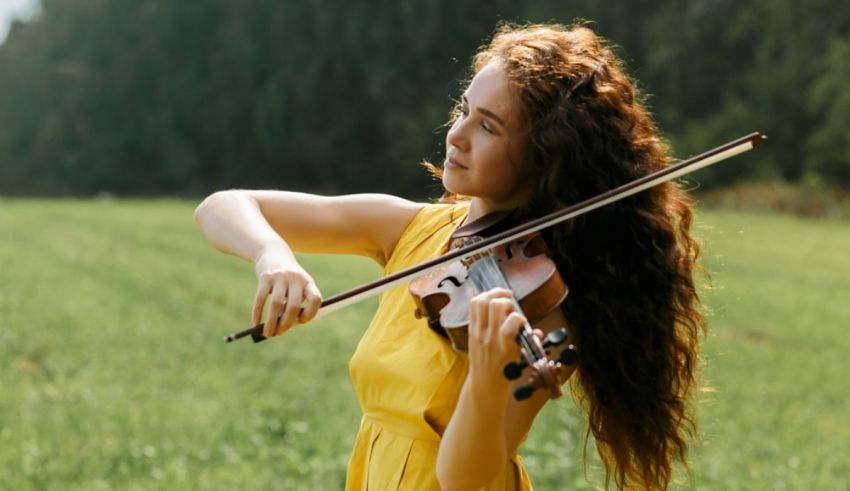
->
<box><xmin>252</xmin><ymin>241</ymin><xmax>295</xmax><ymax>265</ymax></box>
<box><xmin>463</xmin><ymin>371</ymin><xmax>512</xmax><ymax>409</ymax></box>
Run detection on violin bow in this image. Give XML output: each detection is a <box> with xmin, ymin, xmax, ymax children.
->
<box><xmin>225</xmin><ymin>131</ymin><xmax>766</xmax><ymax>343</ymax></box>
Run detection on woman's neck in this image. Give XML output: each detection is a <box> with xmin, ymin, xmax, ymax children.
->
<box><xmin>465</xmin><ymin>197</ymin><xmax>525</xmax><ymax>225</ymax></box>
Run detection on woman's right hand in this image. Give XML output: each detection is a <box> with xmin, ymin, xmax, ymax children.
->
<box><xmin>195</xmin><ymin>190</ymin><xmax>422</xmax><ymax>337</ymax></box>
<box><xmin>252</xmin><ymin>246</ymin><xmax>323</xmax><ymax>338</ymax></box>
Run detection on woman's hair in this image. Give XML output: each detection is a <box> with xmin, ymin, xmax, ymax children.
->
<box><xmin>428</xmin><ymin>22</ymin><xmax>705</xmax><ymax>490</ymax></box>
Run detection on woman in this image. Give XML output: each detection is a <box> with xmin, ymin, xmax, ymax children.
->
<box><xmin>195</xmin><ymin>22</ymin><xmax>704</xmax><ymax>491</ymax></box>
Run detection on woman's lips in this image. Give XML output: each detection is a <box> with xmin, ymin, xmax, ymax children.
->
<box><xmin>445</xmin><ymin>157</ymin><xmax>468</xmax><ymax>170</ymax></box>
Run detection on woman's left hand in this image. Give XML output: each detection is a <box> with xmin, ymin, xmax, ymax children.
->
<box><xmin>466</xmin><ymin>288</ymin><xmax>535</xmax><ymax>397</ymax></box>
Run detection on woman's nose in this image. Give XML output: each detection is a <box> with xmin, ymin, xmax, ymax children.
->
<box><xmin>446</xmin><ymin>119</ymin><xmax>469</xmax><ymax>153</ymax></box>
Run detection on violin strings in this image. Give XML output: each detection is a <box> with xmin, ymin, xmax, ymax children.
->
<box><xmin>468</xmin><ymin>255</ymin><xmax>539</xmax><ymax>358</ymax></box>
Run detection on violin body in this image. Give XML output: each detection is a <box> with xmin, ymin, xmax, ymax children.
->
<box><xmin>409</xmin><ymin>232</ymin><xmax>568</xmax><ymax>352</ymax></box>
<box><xmin>409</xmin><ymin>227</ymin><xmax>576</xmax><ymax>400</ymax></box>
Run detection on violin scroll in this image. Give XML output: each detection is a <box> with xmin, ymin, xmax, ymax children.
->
<box><xmin>505</xmin><ymin>327</ymin><xmax>579</xmax><ymax>400</ymax></box>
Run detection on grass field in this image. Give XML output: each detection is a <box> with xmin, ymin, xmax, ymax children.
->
<box><xmin>1</xmin><ymin>199</ymin><xmax>848</xmax><ymax>490</ymax></box>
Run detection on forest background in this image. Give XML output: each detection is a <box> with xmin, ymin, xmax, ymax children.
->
<box><xmin>0</xmin><ymin>0</ymin><xmax>848</xmax><ymax>199</ymax></box>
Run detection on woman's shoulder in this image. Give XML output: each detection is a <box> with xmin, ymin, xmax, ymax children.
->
<box><xmin>401</xmin><ymin>202</ymin><xmax>469</xmax><ymax>240</ymax></box>
<box><xmin>414</xmin><ymin>201</ymin><xmax>469</xmax><ymax>224</ymax></box>
<box><xmin>385</xmin><ymin>201</ymin><xmax>469</xmax><ymax>270</ymax></box>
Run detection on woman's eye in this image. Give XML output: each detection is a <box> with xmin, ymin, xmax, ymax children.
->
<box><xmin>457</xmin><ymin>103</ymin><xmax>494</xmax><ymax>133</ymax></box>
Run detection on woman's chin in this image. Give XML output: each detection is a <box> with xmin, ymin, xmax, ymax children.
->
<box><xmin>442</xmin><ymin>173</ymin><xmax>468</xmax><ymax>196</ymax></box>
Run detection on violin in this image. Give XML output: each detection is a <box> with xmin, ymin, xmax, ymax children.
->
<box><xmin>408</xmin><ymin>215</ymin><xmax>577</xmax><ymax>400</ymax></box>
<box><xmin>222</xmin><ymin>132</ymin><xmax>766</xmax><ymax>396</ymax></box>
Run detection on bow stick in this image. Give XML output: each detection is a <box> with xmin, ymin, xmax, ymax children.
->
<box><xmin>225</xmin><ymin>131</ymin><xmax>766</xmax><ymax>343</ymax></box>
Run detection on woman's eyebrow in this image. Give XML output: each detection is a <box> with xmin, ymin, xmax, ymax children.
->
<box><xmin>462</xmin><ymin>94</ymin><xmax>507</xmax><ymax>128</ymax></box>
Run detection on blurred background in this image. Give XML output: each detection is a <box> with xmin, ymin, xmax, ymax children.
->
<box><xmin>1</xmin><ymin>1</ymin><xmax>849</xmax><ymax>490</ymax></box>
<box><xmin>0</xmin><ymin>0</ymin><xmax>848</xmax><ymax>205</ymax></box>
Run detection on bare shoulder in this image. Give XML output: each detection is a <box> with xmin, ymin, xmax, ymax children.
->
<box><xmin>319</xmin><ymin>193</ymin><xmax>425</xmax><ymax>263</ymax></box>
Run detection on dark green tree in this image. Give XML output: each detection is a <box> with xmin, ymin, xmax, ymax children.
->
<box><xmin>0</xmin><ymin>0</ymin><xmax>847</xmax><ymax>196</ymax></box>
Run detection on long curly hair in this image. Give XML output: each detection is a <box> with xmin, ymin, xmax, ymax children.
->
<box><xmin>428</xmin><ymin>22</ymin><xmax>705</xmax><ymax>490</ymax></box>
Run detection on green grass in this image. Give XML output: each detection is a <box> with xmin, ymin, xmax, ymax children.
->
<box><xmin>1</xmin><ymin>199</ymin><xmax>848</xmax><ymax>490</ymax></box>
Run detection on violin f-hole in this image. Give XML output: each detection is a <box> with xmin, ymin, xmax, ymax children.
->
<box><xmin>438</xmin><ymin>276</ymin><xmax>464</xmax><ymax>288</ymax></box>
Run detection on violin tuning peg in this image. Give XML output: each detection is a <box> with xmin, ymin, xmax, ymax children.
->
<box><xmin>558</xmin><ymin>344</ymin><xmax>579</xmax><ymax>366</ymax></box>
<box><xmin>513</xmin><ymin>383</ymin><xmax>535</xmax><ymax>401</ymax></box>
<box><xmin>503</xmin><ymin>360</ymin><xmax>527</xmax><ymax>381</ymax></box>
<box><xmin>543</xmin><ymin>328</ymin><xmax>568</xmax><ymax>348</ymax></box>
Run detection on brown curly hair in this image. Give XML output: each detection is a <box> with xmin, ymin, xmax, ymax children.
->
<box><xmin>427</xmin><ymin>22</ymin><xmax>705</xmax><ymax>490</ymax></box>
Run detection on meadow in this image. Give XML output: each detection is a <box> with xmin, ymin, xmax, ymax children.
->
<box><xmin>1</xmin><ymin>199</ymin><xmax>848</xmax><ymax>490</ymax></box>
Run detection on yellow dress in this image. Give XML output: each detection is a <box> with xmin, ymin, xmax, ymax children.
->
<box><xmin>347</xmin><ymin>204</ymin><xmax>533</xmax><ymax>491</ymax></box>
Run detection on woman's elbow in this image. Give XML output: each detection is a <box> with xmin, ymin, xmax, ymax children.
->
<box><xmin>194</xmin><ymin>190</ymin><xmax>242</xmax><ymax>225</ymax></box>
<box><xmin>194</xmin><ymin>190</ymin><xmax>221</xmax><ymax>224</ymax></box>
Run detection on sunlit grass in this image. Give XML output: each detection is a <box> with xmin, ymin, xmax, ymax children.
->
<box><xmin>1</xmin><ymin>199</ymin><xmax>848</xmax><ymax>490</ymax></box>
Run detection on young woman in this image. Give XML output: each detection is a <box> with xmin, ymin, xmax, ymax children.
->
<box><xmin>195</xmin><ymin>23</ymin><xmax>704</xmax><ymax>491</ymax></box>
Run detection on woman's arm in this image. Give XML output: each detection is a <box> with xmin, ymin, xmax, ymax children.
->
<box><xmin>194</xmin><ymin>190</ymin><xmax>423</xmax><ymax>262</ymax></box>
<box><xmin>437</xmin><ymin>290</ymin><xmax>576</xmax><ymax>490</ymax></box>
<box><xmin>194</xmin><ymin>190</ymin><xmax>423</xmax><ymax>336</ymax></box>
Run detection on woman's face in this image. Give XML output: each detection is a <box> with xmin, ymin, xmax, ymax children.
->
<box><xmin>443</xmin><ymin>60</ymin><xmax>531</xmax><ymax>214</ymax></box>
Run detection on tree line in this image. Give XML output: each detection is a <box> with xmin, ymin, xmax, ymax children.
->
<box><xmin>0</xmin><ymin>0</ymin><xmax>847</xmax><ymax>197</ymax></box>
